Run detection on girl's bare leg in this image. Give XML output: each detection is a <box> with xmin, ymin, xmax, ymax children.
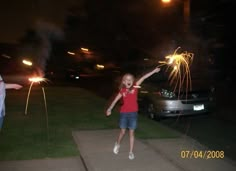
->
<box><xmin>129</xmin><ymin>129</ymin><xmax>135</xmax><ymax>153</ymax></box>
<box><xmin>117</xmin><ymin>128</ymin><xmax>126</xmax><ymax>144</ymax></box>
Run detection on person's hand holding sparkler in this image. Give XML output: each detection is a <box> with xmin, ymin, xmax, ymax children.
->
<box><xmin>5</xmin><ymin>84</ymin><xmax>23</xmax><ymax>90</ymax></box>
<box><xmin>14</xmin><ymin>84</ymin><xmax>23</xmax><ymax>90</ymax></box>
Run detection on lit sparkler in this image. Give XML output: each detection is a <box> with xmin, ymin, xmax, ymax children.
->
<box><xmin>25</xmin><ymin>77</ymin><xmax>48</xmax><ymax>115</ymax></box>
<box><xmin>25</xmin><ymin>76</ymin><xmax>50</xmax><ymax>147</ymax></box>
<box><xmin>158</xmin><ymin>47</ymin><xmax>195</xmax><ymax>147</ymax></box>
<box><xmin>158</xmin><ymin>47</ymin><xmax>194</xmax><ymax>95</ymax></box>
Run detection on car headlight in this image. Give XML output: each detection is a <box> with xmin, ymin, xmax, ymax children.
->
<box><xmin>160</xmin><ymin>89</ymin><xmax>176</xmax><ymax>98</ymax></box>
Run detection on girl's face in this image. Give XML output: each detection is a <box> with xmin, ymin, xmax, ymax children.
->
<box><xmin>122</xmin><ymin>74</ymin><xmax>134</xmax><ymax>89</ymax></box>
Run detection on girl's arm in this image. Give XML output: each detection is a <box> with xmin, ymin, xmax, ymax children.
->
<box><xmin>106</xmin><ymin>93</ymin><xmax>122</xmax><ymax>116</ymax></box>
<box><xmin>5</xmin><ymin>83</ymin><xmax>23</xmax><ymax>90</ymax></box>
<box><xmin>136</xmin><ymin>67</ymin><xmax>161</xmax><ymax>86</ymax></box>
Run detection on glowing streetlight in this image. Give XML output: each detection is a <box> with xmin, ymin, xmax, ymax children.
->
<box><xmin>161</xmin><ymin>0</ymin><xmax>190</xmax><ymax>33</ymax></box>
<box><xmin>96</xmin><ymin>64</ymin><xmax>105</xmax><ymax>70</ymax></box>
<box><xmin>162</xmin><ymin>0</ymin><xmax>171</xmax><ymax>3</ymax></box>
<box><xmin>183</xmin><ymin>0</ymin><xmax>190</xmax><ymax>32</ymax></box>
<box><xmin>67</xmin><ymin>51</ymin><xmax>75</xmax><ymax>55</ymax></box>
<box><xmin>80</xmin><ymin>47</ymin><xmax>89</xmax><ymax>52</ymax></box>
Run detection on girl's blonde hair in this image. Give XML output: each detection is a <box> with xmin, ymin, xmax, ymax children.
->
<box><xmin>119</xmin><ymin>73</ymin><xmax>135</xmax><ymax>90</ymax></box>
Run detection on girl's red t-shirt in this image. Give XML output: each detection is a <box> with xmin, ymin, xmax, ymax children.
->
<box><xmin>119</xmin><ymin>86</ymin><xmax>138</xmax><ymax>113</ymax></box>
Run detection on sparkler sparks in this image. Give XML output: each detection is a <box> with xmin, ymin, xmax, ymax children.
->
<box><xmin>25</xmin><ymin>77</ymin><xmax>48</xmax><ymax>115</ymax></box>
<box><xmin>158</xmin><ymin>48</ymin><xmax>196</xmax><ymax>148</ymax></box>
<box><xmin>158</xmin><ymin>47</ymin><xmax>194</xmax><ymax>95</ymax></box>
<box><xmin>28</xmin><ymin>77</ymin><xmax>45</xmax><ymax>82</ymax></box>
<box><xmin>24</xmin><ymin>76</ymin><xmax>50</xmax><ymax>149</ymax></box>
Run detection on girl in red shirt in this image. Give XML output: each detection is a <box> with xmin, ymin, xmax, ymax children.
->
<box><xmin>106</xmin><ymin>67</ymin><xmax>160</xmax><ymax>160</ymax></box>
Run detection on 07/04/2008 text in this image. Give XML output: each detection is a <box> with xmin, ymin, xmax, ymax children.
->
<box><xmin>180</xmin><ymin>150</ymin><xmax>224</xmax><ymax>159</ymax></box>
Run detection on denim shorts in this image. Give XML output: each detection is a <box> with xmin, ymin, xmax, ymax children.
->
<box><xmin>119</xmin><ymin>112</ymin><xmax>138</xmax><ymax>130</ymax></box>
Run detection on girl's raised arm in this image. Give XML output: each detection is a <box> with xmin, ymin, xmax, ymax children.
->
<box><xmin>136</xmin><ymin>67</ymin><xmax>160</xmax><ymax>86</ymax></box>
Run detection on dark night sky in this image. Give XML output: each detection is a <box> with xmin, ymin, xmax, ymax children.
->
<box><xmin>0</xmin><ymin>0</ymin><xmax>234</xmax><ymax>69</ymax></box>
<box><xmin>0</xmin><ymin>0</ymin><xmax>227</xmax><ymax>42</ymax></box>
<box><xmin>0</xmin><ymin>0</ymin><xmax>233</xmax><ymax>44</ymax></box>
<box><xmin>0</xmin><ymin>0</ymin><xmax>78</xmax><ymax>43</ymax></box>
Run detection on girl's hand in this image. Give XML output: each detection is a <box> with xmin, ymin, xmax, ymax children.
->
<box><xmin>154</xmin><ymin>67</ymin><xmax>161</xmax><ymax>73</ymax></box>
<box><xmin>106</xmin><ymin>109</ymin><xmax>112</xmax><ymax>116</ymax></box>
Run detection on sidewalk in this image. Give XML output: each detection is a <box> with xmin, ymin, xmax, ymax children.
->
<box><xmin>72</xmin><ymin>129</ymin><xmax>236</xmax><ymax>171</ymax></box>
<box><xmin>72</xmin><ymin>129</ymin><xmax>182</xmax><ymax>171</ymax></box>
<box><xmin>0</xmin><ymin>129</ymin><xmax>235</xmax><ymax>171</ymax></box>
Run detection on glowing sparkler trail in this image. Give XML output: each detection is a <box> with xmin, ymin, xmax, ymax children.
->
<box><xmin>158</xmin><ymin>47</ymin><xmax>194</xmax><ymax>95</ymax></box>
<box><xmin>158</xmin><ymin>47</ymin><xmax>195</xmax><ymax>150</ymax></box>
<box><xmin>24</xmin><ymin>76</ymin><xmax>50</xmax><ymax>155</ymax></box>
<box><xmin>24</xmin><ymin>81</ymin><xmax>34</xmax><ymax>115</ymax></box>
<box><xmin>24</xmin><ymin>77</ymin><xmax>48</xmax><ymax>115</ymax></box>
<box><xmin>42</xmin><ymin>87</ymin><xmax>49</xmax><ymax>144</ymax></box>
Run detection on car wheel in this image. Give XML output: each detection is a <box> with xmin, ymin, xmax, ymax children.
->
<box><xmin>147</xmin><ymin>102</ymin><xmax>161</xmax><ymax>121</ymax></box>
<box><xmin>147</xmin><ymin>103</ymin><xmax>156</xmax><ymax>120</ymax></box>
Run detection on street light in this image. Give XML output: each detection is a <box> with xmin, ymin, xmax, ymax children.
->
<box><xmin>162</xmin><ymin>0</ymin><xmax>171</xmax><ymax>3</ymax></box>
<box><xmin>161</xmin><ymin>0</ymin><xmax>190</xmax><ymax>33</ymax></box>
<box><xmin>22</xmin><ymin>59</ymin><xmax>33</xmax><ymax>66</ymax></box>
<box><xmin>80</xmin><ymin>47</ymin><xmax>89</xmax><ymax>52</ymax></box>
<box><xmin>183</xmin><ymin>0</ymin><xmax>190</xmax><ymax>33</ymax></box>
<box><xmin>67</xmin><ymin>51</ymin><xmax>75</xmax><ymax>55</ymax></box>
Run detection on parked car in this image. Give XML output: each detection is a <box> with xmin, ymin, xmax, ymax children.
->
<box><xmin>138</xmin><ymin>74</ymin><xmax>215</xmax><ymax>121</ymax></box>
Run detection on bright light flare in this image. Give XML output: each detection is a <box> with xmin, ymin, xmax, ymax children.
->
<box><xmin>162</xmin><ymin>0</ymin><xmax>171</xmax><ymax>3</ymax></box>
<box><xmin>67</xmin><ymin>51</ymin><xmax>75</xmax><ymax>55</ymax></box>
<box><xmin>25</xmin><ymin>76</ymin><xmax>48</xmax><ymax>115</ymax></box>
<box><xmin>81</xmin><ymin>47</ymin><xmax>91</xmax><ymax>55</ymax></box>
<box><xmin>22</xmin><ymin>59</ymin><xmax>32</xmax><ymax>66</ymax></box>
<box><xmin>28</xmin><ymin>77</ymin><xmax>45</xmax><ymax>83</ymax></box>
<box><xmin>96</xmin><ymin>64</ymin><xmax>104</xmax><ymax>70</ymax></box>
<box><xmin>81</xmin><ymin>47</ymin><xmax>89</xmax><ymax>52</ymax></box>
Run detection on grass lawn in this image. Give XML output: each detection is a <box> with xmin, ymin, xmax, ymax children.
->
<box><xmin>0</xmin><ymin>85</ymin><xmax>180</xmax><ymax>160</ymax></box>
